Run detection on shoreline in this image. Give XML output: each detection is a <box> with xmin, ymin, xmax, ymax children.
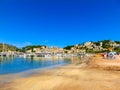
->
<box><xmin>0</xmin><ymin>63</ymin><xmax>88</xmax><ymax>90</ymax></box>
<box><xmin>0</xmin><ymin>63</ymin><xmax>69</xmax><ymax>84</ymax></box>
<box><xmin>0</xmin><ymin>57</ymin><xmax>120</xmax><ymax>90</ymax></box>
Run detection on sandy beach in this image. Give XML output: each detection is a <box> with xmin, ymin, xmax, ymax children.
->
<box><xmin>0</xmin><ymin>56</ymin><xmax>120</xmax><ymax>90</ymax></box>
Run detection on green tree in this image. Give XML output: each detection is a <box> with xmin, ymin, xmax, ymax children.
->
<box><xmin>63</xmin><ymin>45</ymin><xmax>74</xmax><ymax>50</ymax></box>
<box><xmin>114</xmin><ymin>47</ymin><xmax>120</xmax><ymax>52</ymax></box>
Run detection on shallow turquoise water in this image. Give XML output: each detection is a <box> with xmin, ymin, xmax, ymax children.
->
<box><xmin>0</xmin><ymin>57</ymin><xmax>71</xmax><ymax>75</ymax></box>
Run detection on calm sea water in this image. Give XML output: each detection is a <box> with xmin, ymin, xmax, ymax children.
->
<box><xmin>0</xmin><ymin>57</ymin><xmax>71</xmax><ymax>75</ymax></box>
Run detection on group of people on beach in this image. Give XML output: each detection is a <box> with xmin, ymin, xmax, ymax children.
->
<box><xmin>102</xmin><ymin>52</ymin><xmax>119</xmax><ymax>60</ymax></box>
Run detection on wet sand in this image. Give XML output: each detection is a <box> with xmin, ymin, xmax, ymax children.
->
<box><xmin>0</xmin><ymin>56</ymin><xmax>120</xmax><ymax>90</ymax></box>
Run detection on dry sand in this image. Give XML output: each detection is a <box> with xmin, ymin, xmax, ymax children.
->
<box><xmin>0</xmin><ymin>56</ymin><xmax>120</xmax><ymax>90</ymax></box>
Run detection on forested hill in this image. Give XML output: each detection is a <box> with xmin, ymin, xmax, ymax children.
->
<box><xmin>63</xmin><ymin>40</ymin><xmax>120</xmax><ymax>53</ymax></box>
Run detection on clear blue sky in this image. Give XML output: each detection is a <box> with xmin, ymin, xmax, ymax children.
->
<box><xmin>0</xmin><ymin>0</ymin><xmax>120</xmax><ymax>47</ymax></box>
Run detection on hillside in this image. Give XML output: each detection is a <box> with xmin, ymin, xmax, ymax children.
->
<box><xmin>64</xmin><ymin>40</ymin><xmax>120</xmax><ymax>53</ymax></box>
<box><xmin>0</xmin><ymin>43</ymin><xmax>18</xmax><ymax>52</ymax></box>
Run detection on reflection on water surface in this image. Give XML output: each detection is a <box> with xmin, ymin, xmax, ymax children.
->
<box><xmin>0</xmin><ymin>56</ymin><xmax>71</xmax><ymax>74</ymax></box>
